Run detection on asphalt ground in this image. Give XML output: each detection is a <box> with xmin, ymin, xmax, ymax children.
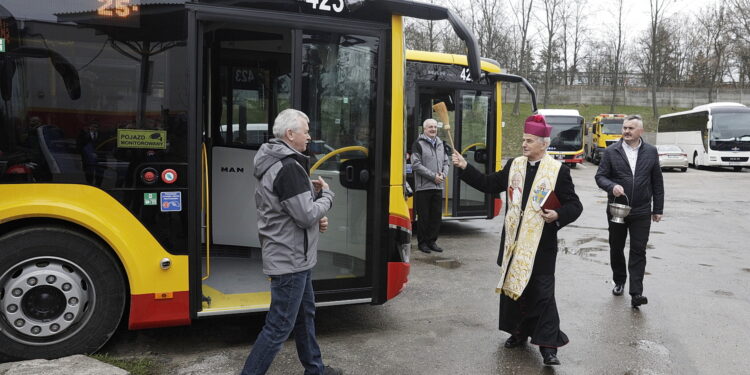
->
<box><xmin>99</xmin><ymin>162</ymin><xmax>750</xmax><ymax>375</ymax></box>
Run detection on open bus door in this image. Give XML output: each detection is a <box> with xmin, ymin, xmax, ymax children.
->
<box><xmin>192</xmin><ymin>6</ymin><xmax>383</xmax><ymax>315</ymax></box>
<box><xmin>412</xmin><ymin>86</ymin><xmax>495</xmax><ymax>219</ymax></box>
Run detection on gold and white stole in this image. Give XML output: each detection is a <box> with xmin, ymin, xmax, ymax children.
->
<box><xmin>496</xmin><ymin>154</ymin><xmax>561</xmax><ymax>300</ymax></box>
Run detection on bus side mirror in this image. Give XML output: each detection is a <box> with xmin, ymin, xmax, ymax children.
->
<box><xmin>339</xmin><ymin>158</ymin><xmax>369</xmax><ymax>190</ymax></box>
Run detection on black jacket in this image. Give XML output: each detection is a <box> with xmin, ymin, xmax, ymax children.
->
<box><xmin>459</xmin><ymin>158</ymin><xmax>583</xmax><ymax>274</ymax></box>
<box><xmin>595</xmin><ymin>138</ymin><xmax>664</xmax><ymax>217</ymax></box>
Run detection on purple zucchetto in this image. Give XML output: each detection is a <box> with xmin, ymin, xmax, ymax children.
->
<box><xmin>524</xmin><ymin>114</ymin><xmax>552</xmax><ymax>137</ymax></box>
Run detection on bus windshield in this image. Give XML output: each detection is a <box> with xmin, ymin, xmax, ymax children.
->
<box><xmin>710</xmin><ymin>112</ymin><xmax>750</xmax><ymax>151</ymax></box>
<box><xmin>601</xmin><ymin>119</ymin><xmax>624</xmax><ymax>134</ymax></box>
<box><xmin>711</xmin><ymin>112</ymin><xmax>750</xmax><ymax>141</ymax></box>
<box><xmin>546</xmin><ymin>116</ymin><xmax>583</xmax><ymax>150</ymax></box>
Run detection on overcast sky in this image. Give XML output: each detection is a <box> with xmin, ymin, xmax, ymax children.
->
<box><xmin>444</xmin><ymin>0</ymin><xmax>721</xmax><ymax>44</ymax></box>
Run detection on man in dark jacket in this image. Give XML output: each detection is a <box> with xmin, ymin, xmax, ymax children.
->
<box><xmin>452</xmin><ymin>115</ymin><xmax>583</xmax><ymax>366</ymax></box>
<box><xmin>242</xmin><ymin>109</ymin><xmax>342</xmax><ymax>375</ymax></box>
<box><xmin>411</xmin><ymin>118</ymin><xmax>450</xmax><ymax>253</ymax></box>
<box><xmin>595</xmin><ymin>114</ymin><xmax>664</xmax><ymax>308</ymax></box>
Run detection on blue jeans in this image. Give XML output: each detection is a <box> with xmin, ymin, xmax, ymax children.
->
<box><xmin>241</xmin><ymin>269</ymin><xmax>324</xmax><ymax>375</ymax></box>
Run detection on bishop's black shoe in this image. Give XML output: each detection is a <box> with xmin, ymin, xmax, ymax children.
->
<box><xmin>540</xmin><ymin>347</ymin><xmax>560</xmax><ymax>366</ymax></box>
<box><xmin>417</xmin><ymin>242</ymin><xmax>432</xmax><ymax>253</ymax></box>
<box><xmin>429</xmin><ymin>242</ymin><xmax>444</xmax><ymax>253</ymax></box>
<box><xmin>631</xmin><ymin>294</ymin><xmax>648</xmax><ymax>308</ymax></box>
<box><xmin>612</xmin><ymin>283</ymin><xmax>624</xmax><ymax>296</ymax></box>
<box><xmin>504</xmin><ymin>334</ymin><xmax>527</xmax><ymax>348</ymax></box>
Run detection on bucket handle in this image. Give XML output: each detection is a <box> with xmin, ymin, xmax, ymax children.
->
<box><xmin>609</xmin><ymin>193</ymin><xmax>629</xmax><ymax>206</ymax></box>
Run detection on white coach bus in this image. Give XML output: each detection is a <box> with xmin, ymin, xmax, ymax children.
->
<box><xmin>657</xmin><ymin>102</ymin><xmax>750</xmax><ymax>171</ymax></box>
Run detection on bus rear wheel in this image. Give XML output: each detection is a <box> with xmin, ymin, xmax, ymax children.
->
<box><xmin>0</xmin><ymin>226</ymin><xmax>126</xmax><ymax>361</ymax></box>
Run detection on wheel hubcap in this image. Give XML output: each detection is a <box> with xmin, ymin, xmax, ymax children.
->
<box><xmin>1</xmin><ymin>258</ymin><xmax>92</xmax><ymax>340</ymax></box>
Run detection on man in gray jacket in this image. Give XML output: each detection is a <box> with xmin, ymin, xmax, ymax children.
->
<box><xmin>411</xmin><ymin>118</ymin><xmax>450</xmax><ymax>253</ymax></box>
<box><xmin>241</xmin><ymin>109</ymin><xmax>341</xmax><ymax>375</ymax></box>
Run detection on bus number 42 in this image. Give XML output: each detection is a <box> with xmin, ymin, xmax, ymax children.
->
<box><xmin>305</xmin><ymin>0</ymin><xmax>345</xmax><ymax>13</ymax></box>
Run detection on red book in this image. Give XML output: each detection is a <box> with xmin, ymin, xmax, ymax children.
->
<box><xmin>541</xmin><ymin>191</ymin><xmax>561</xmax><ymax>210</ymax></box>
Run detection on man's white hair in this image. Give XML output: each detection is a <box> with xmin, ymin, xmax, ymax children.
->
<box><xmin>272</xmin><ymin>109</ymin><xmax>309</xmax><ymax>139</ymax></box>
<box><xmin>533</xmin><ymin>135</ymin><xmax>551</xmax><ymax>150</ymax></box>
<box><xmin>423</xmin><ymin>118</ymin><xmax>437</xmax><ymax>127</ymax></box>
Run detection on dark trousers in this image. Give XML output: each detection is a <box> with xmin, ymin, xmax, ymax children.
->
<box><xmin>241</xmin><ymin>269</ymin><xmax>324</xmax><ymax>375</ymax></box>
<box><xmin>608</xmin><ymin>214</ymin><xmax>652</xmax><ymax>296</ymax></box>
<box><xmin>499</xmin><ymin>274</ymin><xmax>568</xmax><ymax>348</ymax></box>
<box><xmin>415</xmin><ymin>189</ymin><xmax>442</xmax><ymax>245</ymax></box>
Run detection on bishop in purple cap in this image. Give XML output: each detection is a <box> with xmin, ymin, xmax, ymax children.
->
<box><xmin>450</xmin><ymin>113</ymin><xmax>583</xmax><ymax>366</ymax></box>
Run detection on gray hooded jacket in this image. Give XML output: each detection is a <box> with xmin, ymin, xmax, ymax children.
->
<box><xmin>253</xmin><ymin>139</ymin><xmax>334</xmax><ymax>275</ymax></box>
<box><xmin>411</xmin><ymin>134</ymin><xmax>450</xmax><ymax>191</ymax></box>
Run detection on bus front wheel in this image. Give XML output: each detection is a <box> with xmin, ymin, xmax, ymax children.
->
<box><xmin>0</xmin><ymin>226</ymin><xmax>126</xmax><ymax>361</ymax></box>
<box><xmin>692</xmin><ymin>153</ymin><xmax>701</xmax><ymax>169</ymax></box>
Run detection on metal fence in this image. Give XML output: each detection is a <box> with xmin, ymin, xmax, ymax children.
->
<box><xmin>502</xmin><ymin>84</ymin><xmax>750</xmax><ymax>109</ymax></box>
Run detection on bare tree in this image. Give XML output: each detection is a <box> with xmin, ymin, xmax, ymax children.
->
<box><xmin>567</xmin><ymin>0</ymin><xmax>587</xmax><ymax>85</ymax></box>
<box><xmin>404</xmin><ymin>17</ymin><xmax>443</xmax><ymax>52</ymax></box>
<box><xmin>468</xmin><ymin>0</ymin><xmax>514</xmax><ymax>67</ymax></box>
<box><xmin>559</xmin><ymin>3</ymin><xmax>572</xmax><ymax>86</ymax></box>
<box><xmin>728</xmin><ymin>0</ymin><xmax>750</xmax><ymax>87</ymax></box>
<box><xmin>539</xmin><ymin>0</ymin><xmax>563</xmax><ymax>108</ymax></box>
<box><xmin>608</xmin><ymin>0</ymin><xmax>626</xmax><ymax>112</ymax></box>
<box><xmin>647</xmin><ymin>0</ymin><xmax>673</xmax><ymax>118</ymax></box>
<box><xmin>510</xmin><ymin>0</ymin><xmax>535</xmax><ymax>115</ymax></box>
<box><xmin>696</xmin><ymin>4</ymin><xmax>730</xmax><ymax>101</ymax></box>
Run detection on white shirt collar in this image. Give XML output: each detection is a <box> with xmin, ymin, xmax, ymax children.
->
<box><xmin>623</xmin><ymin>138</ymin><xmax>642</xmax><ymax>151</ymax></box>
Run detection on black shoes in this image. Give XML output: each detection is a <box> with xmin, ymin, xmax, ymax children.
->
<box><xmin>323</xmin><ymin>366</ymin><xmax>344</xmax><ymax>375</ymax></box>
<box><xmin>429</xmin><ymin>242</ymin><xmax>444</xmax><ymax>253</ymax></box>
<box><xmin>507</xmin><ymin>337</ymin><xmax>560</xmax><ymax>366</ymax></box>
<box><xmin>504</xmin><ymin>334</ymin><xmax>527</xmax><ymax>348</ymax></box>
<box><xmin>540</xmin><ymin>347</ymin><xmax>561</xmax><ymax>366</ymax></box>
<box><xmin>417</xmin><ymin>242</ymin><xmax>443</xmax><ymax>253</ymax></box>
<box><xmin>417</xmin><ymin>242</ymin><xmax>432</xmax><ymax>253</ymax></box>
<box><xmin>612</xmin><ymin>283</ymin><xmax>624</xmax><ymax>296</ymax></box>
<box><xmin>631</xmin><ymin>295</ymin><xmax>648</xmax><ymax>308</ymax></box>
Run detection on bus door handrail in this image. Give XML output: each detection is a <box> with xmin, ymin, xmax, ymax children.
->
<box><xmin>201</xmin><ymin>143</ymin><xmax>211</xmax><ymax>281</ymax></box>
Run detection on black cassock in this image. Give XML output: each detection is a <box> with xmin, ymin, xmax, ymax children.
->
<box><xmin>459</xmin><ymin>157</ymin><xmax>583</xmax><ymax>347</ymax></box>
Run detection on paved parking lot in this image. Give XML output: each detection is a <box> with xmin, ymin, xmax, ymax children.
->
<box><xmin>99</xmin><ymin>163</ymin><xmax>750</xmax><ymax>375</ymax></box>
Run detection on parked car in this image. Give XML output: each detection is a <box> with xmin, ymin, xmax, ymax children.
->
<box><xmin>657</xmin><ymin>144</ymin><xmax>688</xmax><ymax>172</ymax></box>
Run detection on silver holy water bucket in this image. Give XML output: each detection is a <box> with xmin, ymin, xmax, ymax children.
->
<box><xmin>608</xmin><ymin>194</ymin><xmax>631</xmax><ymax>224</ymax></box>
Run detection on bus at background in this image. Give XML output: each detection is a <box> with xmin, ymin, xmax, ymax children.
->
<box><xmin>657</xmin><ymin>102</ymin><xmax>750</xmax><ymax>171</ymax></box>
<box><xmin>404</xmin><ymin>50</ymin><xmax>504</xmax><ymax>221</ymax></box>
<box><xmin>0</xmin><ymin>0</ymin><xmax>519</xmax><ymax>360</ymax></box>
<box><xmin>536</xmin><ymin>109</ymin><xmax>584</xmax><ymax>168</ymax></box>
<box><xmin>586</xmin><ymin>113</ymin><xmax>626</xmax><ymax>164</ymax></box>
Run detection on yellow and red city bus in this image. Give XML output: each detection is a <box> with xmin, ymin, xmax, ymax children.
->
<box><xmin>404</xmin><ymin>50</ymin><xmax>505</xmax><ymax>220</ymax></box>
<box><xmin>0</xmin><ymin>0</ymin><xmax>493</xmax><ymax>360</ymax></box>
<box><xmin>536</xmin><ymin>108</ymin><xmax>585</xmax><ymax>168</ymax></box>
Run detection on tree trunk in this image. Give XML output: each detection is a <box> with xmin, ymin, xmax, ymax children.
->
<box><xmin>610</xmin><ymin>68</ymin><xmax>619</xmax><ymax>113</ymax></box>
